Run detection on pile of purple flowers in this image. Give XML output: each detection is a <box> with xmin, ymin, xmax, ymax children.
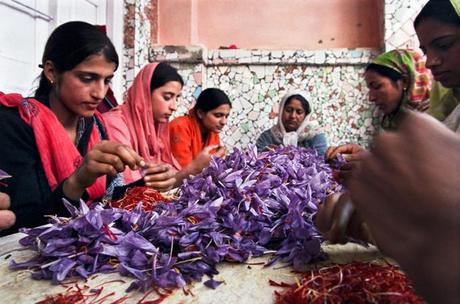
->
<box><xmin>11</xmin><ymin>146</ymin><xmax>343</xmax><ymax>291</ymax></box>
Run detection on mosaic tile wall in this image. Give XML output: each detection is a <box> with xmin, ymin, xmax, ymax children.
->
<box><xmin>120</xmin><ymin>0</ymin><xmax>428</xmax><ymax>149</ymax></box>
<box><xmin>121</xmin><ymin>0</ymin><xmax>152</xmax><ymax>95</ymax></box>
<box><xmin>205</xmin><ymin>64</ymin><xmax>378</xmax><ymax>149</ymax></box>
<box><xmin>384</xmin><ymin>0</ymin><xmax>429</xmax><ymax>50</ymax></box>
<box><xmin>149</xmin><ymin>47</ymin><xmax>381</xmax><ymax>148</ymax></box>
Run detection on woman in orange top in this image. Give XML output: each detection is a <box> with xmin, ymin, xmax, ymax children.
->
<box><xmin>170</xmin><ymin>88</ymin><xmax>232</xmax><ymax>167</ymax></box>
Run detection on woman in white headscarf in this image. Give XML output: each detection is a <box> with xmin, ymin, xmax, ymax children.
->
<box><xmin>256</xmin><ymin>91</ymin><xmax>328</xmax><ymax>155</ymax></box>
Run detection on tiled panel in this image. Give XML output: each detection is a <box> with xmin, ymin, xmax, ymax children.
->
<box><xmin>384</xmin><ymin>0</ymin><xmax>429</xmax><ymax>50</ymax></box>
<box><xmin>119</xmin><ymin>1</ymin><xmax>429</xmax><ymax>149</ymax></box>
<box><xmin>149</xmin><ymin>47</ymin><xmax>381</xmax><ymax>148</ymax></box>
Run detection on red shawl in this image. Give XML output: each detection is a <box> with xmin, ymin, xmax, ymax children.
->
<box><xmin>0</xmin><ymin>92</ymin><xmax>106</xmax><ymax>200</ymax></box>
<box><xmin>169</xmin><ymin>110</ymin><xmax>220</xmax><ymax>167</ymax></box>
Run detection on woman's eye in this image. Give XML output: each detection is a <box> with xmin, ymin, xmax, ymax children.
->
<box><xmin>163</xmin><ymin>94</ymin><xmax>173</xmax><ymax>101</ymax></box>
<box><xmin>104</xmin><ymin>78</ymin><xmax>113</xmax><ymax>85</ymax></box>
<box><xmin>438</xmin><ymin>42</ymin><xmax>452</xmax><ymax>50</ymax></box>
<box><xmin>80</xmin><ymin>76</ymin><xmax>93</xmax><ymax>83</ymax></box>
<box><xmin>435</xmin><ymin>37</ymin><xmax>457</xmax><ymax>51</ymax></box>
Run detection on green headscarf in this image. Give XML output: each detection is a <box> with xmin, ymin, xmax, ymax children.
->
<box><xmin>369</xmin><ymin>49</ymin><xmax>432</xmax><ymax>130</ymax></box>
<box><xmin>451</xmin><ymin>0</ymin><xmax>460</xmax><ymax>16</ymax></box>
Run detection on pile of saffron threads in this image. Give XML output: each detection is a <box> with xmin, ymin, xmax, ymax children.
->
<box><xmin>271</xmin><ymin>262</ymin><xmax>423</xmax><ymax>304</ymax></box>
<box><xmin>109</xmin><ymin>186</ymin><xmax>170</xmax><ymax>211</ymax></box>
<box><xmin>35</xmin><ymin>282</ymin><xmax>129</xmax><ymax>304</ymax></box>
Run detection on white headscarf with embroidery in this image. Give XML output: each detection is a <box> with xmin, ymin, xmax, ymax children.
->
<box><xmin>270</xmin><ymin>90</ymin><xmax>322</xmax><ymax>147</ymax></box>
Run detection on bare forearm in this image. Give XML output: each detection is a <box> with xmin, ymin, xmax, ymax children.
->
<box><xmin>62</xmin><ymin>174</ymin><xmax>86</xmax><ymax>201</ymax></box>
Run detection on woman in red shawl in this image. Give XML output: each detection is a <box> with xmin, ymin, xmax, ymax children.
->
<box><xmin>104</xmin><ymin>62</ymin><xmax>216</xmax><ymax>190</ymax></box>
<box><xmin>169</xmin><ymin>88</ymin><xmax>231</xmax><ymax>167</ymax></box>
<box><xmin>0</xmin><ymin>22</ymin><xmax>144</xmax><ymax>236</ymax></box>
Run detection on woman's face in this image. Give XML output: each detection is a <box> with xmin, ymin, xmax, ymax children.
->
<box><xmin>53</xmin><ymin>54</ymin><xmax>116</xmax><ymax>118</ymax></box>
<box><xmin>198</xmin><ymin>104</ymin><xmax>231</xmax><ymax>133</ymax></box>
<box><xmin>281</xmin><ymin>98</ymin><xmax>307</xmax><ymax>132</ymax></box>
<box><xmin>416</xmin><ymin>18</ymin><xmax>460</xmax><ymax>88</ymax></box>
<box><xmin>151</xmin><ymin>81</ymin><xmax>182</xmax><ymax>123</ymax></box>
<box><xmin>364</xmin><ymin>70</ymin><xmax>404</xmax><ymax>115</ymax></box>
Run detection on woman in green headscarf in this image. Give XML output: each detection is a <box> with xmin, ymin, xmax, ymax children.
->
<box><xmin>364</xmin><ymin>49</ymin><xmax>432</xmax><ymax>130</ymax></box>
<box><xmin>415</xmin><ymin>0</ymin><xmax>460</xmax><ymax>132</ymax></box>
<box><xmin>321</xmin><ymin>2</ymin><xmax>460</xmax><ymax>303</ymax></box>
<box><xmin>325</xmin><ymin>49</ymin><xmax>432</xmax><ymax>159</ymax></box>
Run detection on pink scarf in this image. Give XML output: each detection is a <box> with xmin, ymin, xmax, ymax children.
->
<box><xmin>0</xmin><ymin>92</ymin><xmax>106</xmax><ymax>200</ymax></box>
<box><xmin>105</xmin><ymin>63</ymin><xmax>181</xmax><ymax>178</ymax></box>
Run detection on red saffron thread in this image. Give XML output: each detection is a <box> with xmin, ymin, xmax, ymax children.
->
<box><xmin>35</xmin><ymin>282</ymin><xmax>129</xmax><ymax>304</ymax></box>
<box><xmin>271</xmin><ymin>262</ymin><xmax>424</xmax><ymax>304</ymax></box>
<box><xmin>136</xmin><ymin>287</ymin><xmax>172</xmax><ymax>304</ymax></box>
<box><xmin>109</xmin><ymin>187</ymin><xmax>171</xmax><ymax>212</ymax></box>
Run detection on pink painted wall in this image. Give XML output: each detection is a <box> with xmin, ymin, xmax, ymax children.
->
<box><xmin>157</xmin><ymin>0</ymin><xmax>383</xmax><ymax>49</ymax></box>
<box><xmin>158</xmin><ymin>0</ymin><xmax>192</xmax><ymax>45</ymax></box>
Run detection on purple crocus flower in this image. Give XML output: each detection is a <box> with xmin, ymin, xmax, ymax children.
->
<box><xmin>10</xmin><ymin>145</ymin><xmax>342</xmax><ymax>292</ymax></box>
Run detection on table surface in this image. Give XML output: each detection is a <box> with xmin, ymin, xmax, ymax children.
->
<box><xmin>0</xmin><ymin>232</ymin><xmax>385</xmax><ymax>303</ymax></box>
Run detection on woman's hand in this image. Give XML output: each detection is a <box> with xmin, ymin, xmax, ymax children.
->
<box><xmin>316</xmin><ymin>192</ymin><xmax>373</xmax><ymax>244</ymax></box>
<box><xmin>143</xmin><ymin>163</ymin><xmax>176</xmax><ymax>192</ymax></box>
<box><xmin>265</xmin><ymin>144</ymin><xmax>279</xmax><ymax>151</ymax></box>
<box><xmin>326</xmin><ymin>144</ymin><xmax>367</xmax><ymax>182</ymax></box>
<box><xmin>173</xmin><ymin>145</ymin><xmax>219</xmax><ymax>188</ymax></box>
<box><xmin>347</xmin><ymin>113</ymin><xmax>460</xmax><ymax>304</ymax></box>
<box><xmin>407</xmin><ymin>99</ymin><xmax>430</xmax><ymax>112</ymax></box>
<box><xmin>188</xmin><ymin>145</ymin><xmax>219</xmax><ymax>175</ymax></box>
<box><xmin>325</xmin><ymin>143</ymin><xmax>364</xmax><ymax>161</ymax></box>
<box><xmin>213</xmin><ymin>145</ymin><xmax>227</xmax><ymax>158</ymax></box>
<box><xmin>0</xmin><ymin>192</ymin><xmax>15</xmax><ymax>230</ymax></box>
<box><xmin>64</xmin><ymin>140</ymin><xmax>145</xmax><ymax>200</ymax></box>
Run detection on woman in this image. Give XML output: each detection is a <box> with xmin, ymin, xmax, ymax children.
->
<box><xmin>325</xmin><ymin>49</ymin><xmax>432</xmax><ymax>160</ymax></box>
<box><xmin>256</xmin><ymin>91</ymin><xmax>328</xmax><ymax>156</ymax></box>
<box><xmin>169</xmin><ymin>88</ymin><xmax>231</xmax><ymax>167</ymax></box>
<box><xmin>104</xmin><ymin>62</ymin><xmax>213</xmax><ymax>189</ymax></box>
<box><xmin>0</xmin><ymin>22</ymin><xmax>143</xmax><ymax>236</ymax></box>
<box><xmin>319</xmin><ymin>2</ymin><xmax>460</xmax><ymax>303</ymax></box>
<box><xmin>323</xmin><ymin>49</ymin><xmax>433</xmax><ymax>236</ymax></box>
<box><xmin>415</xmin><ymin>0</ymin><xmax>460</xmax><ymax>132</ymax></box>
<box><xmin>365</xmin><ymin>49</ymin><xmax>432</xmax><ymax>130</ymax></box>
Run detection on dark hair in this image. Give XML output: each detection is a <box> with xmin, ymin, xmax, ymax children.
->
<box><xmin>365</xmin><ymin>63</ymin><xmax>403</xmax><ymax>82</ymax></box>
<box><xmin>285</xmin><ymin>94</ymin><xmax>311</xmax><ymax>115</ymax></box>
<box><xmin>414</xmin><ymin>0</ymin><xmax>460</xmax><ymax>29</ymax></box>
<box><xmin>150</xmin><ymin>62</ymin><xmax>184</xmax><ymax>92</ymax></box>
<box><xmin>194</xmin><ymin>88</ymin><xmax>231</xmax><ymax>113</ymax></box>
<box><xmin>35</xmin><ymin>21</ymin><xmax>119</xmax><ymax>99</ymax></box>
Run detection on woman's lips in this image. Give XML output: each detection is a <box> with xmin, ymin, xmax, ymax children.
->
<box><xmin>83</xmin><ymin>103</ymin><xmax>99</xmax><ymax>110</ymax></box>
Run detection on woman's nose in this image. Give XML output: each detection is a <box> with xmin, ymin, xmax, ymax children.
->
<box><xmin>425</xmin><ymin>51</ymin><xmax>441</xmax><ymax>69</ymax></box>
<box><xmin>91</xmin><ymin>81</ymin><xmax>107</xmax><ymax>100</ymax></box>
<box><xmin>170</xmin><ymin>98</ymin><xmax>178</xmax><ymax>111</ymax></box>
<box><xmin>368</xmin><ymin>92</ymin><xmax>377</xmax><ymax>102</ymax></box>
